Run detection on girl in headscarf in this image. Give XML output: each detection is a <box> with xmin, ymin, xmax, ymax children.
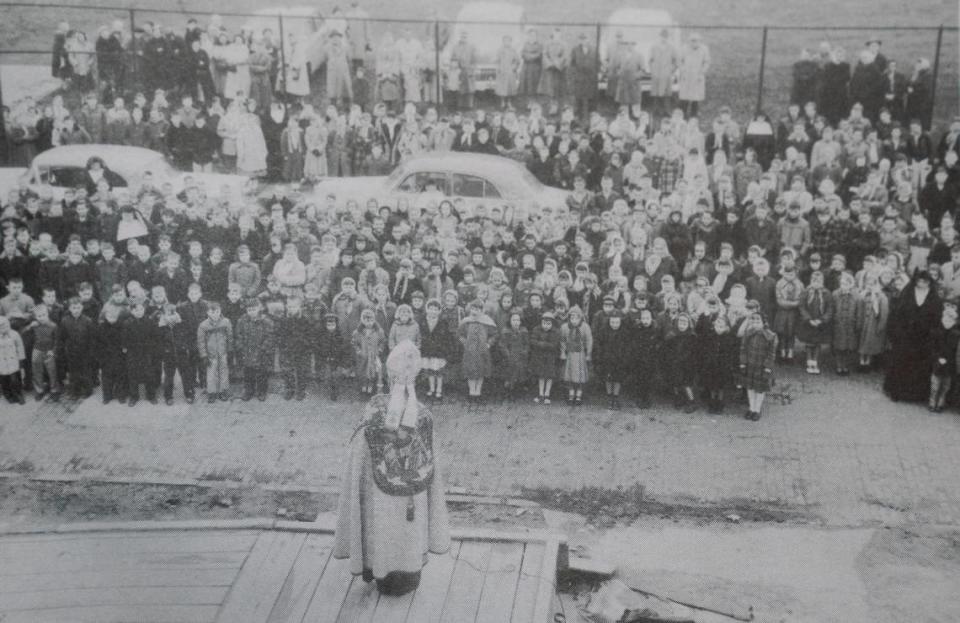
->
<box><xmin>739</xmin><ymin>310</ymin><xmax>778</xmax><ymax>421</ymax></box>
<box><xmin>458</xmin><ymin>301</ymin><xmax>497</xmax><ymax>405</ymax></box>
<box><xmin>560</xmin><ymin>305</ymin><xmax>592</xmax><ymax>406</ymax></box>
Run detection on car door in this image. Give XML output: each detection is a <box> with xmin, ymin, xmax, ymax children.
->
<box><xmin>450</xmin><ymin>172</ymin><xmax>501</xmax><ymax>212</ymax></box>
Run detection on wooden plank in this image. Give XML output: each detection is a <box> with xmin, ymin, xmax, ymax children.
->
<box><xmin>265</xmin><ymin>534</ymin><xmax>333</xmax><ymax>623</ymax></box>
<box><xmin>0</xmin><ymin>585</ymin><xmax>228</xmax><ymax>611</ymax></box>
<box><xmin>369</xmin><ymin>588</ymin><xmax>414</xmax><ymax>623</ymax></box>
<box><xmin>0</xmin><ymin>533</ymin><xmax>258</xmax><ymax>559</ymax></box>
<box><xmin>531</xmin><ymin>539</ymin><xmax>560</xmax><ymax>623</ymax></box>
<box><xmin>405</xmin><ymin>542</ymin><xmax>460</xmax><ymax>623</ymax></box>
<box><xmin>0</xmin><ymin>530</ymin><xmax>262</xmax><ymax>544</ymax></box>
<box><xmin>510</xmin><ymin>542</ymin><xmax>545</xmax><ymax>623</ymax></box>
<box><xmin>336</xmin><ymin>575</ymin><xmax>379</xmax><ymax>623</ymax></box>
<box><xmin>299</xmin><ymin>555</ymin><xmax>355</xmax><ymax>623</ymax></box>
<box><xmin>439</xmin><ymin>541</ymin><xmax>492</xmax><ymax>623</ymax></box>
<box><xmin>0</xmin><ymin>550</ymin><xmax>250</xmax><ymax>575</ymax></box>
<box><xmin>216</xmin><ymin>532</ymin><xmax>307</xmax><ymax>623</ymax></box>
<box><xmin>476</xmin><ymin>541</ymin><xmax>525</xmax><ymax>623</ymax></box>
<box><xmin>0</xmin><ymin>604</ymin><xmax>219</xmax><ymax>623</ymax></box>
<box><xmin>0</xmin><ymin>568</ymin><xmax>238</xmax><ymax>593</ymax></box>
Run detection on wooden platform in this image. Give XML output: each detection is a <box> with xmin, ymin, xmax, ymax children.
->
<box><xmin>0</xmin><ymin>523</ymin><xmax>559</xmax><ymax>623</ymax></box>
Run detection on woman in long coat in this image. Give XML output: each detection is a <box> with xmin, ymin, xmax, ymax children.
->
<box><xmin>538</xmin><ymin>29</ymin><xmax>568</xmax><ymax>101</ymax></box>
<box><xmin>614</xmin><ymin>45</ymin><xmax>646</xmax><ymax>107</ymax></box>
<box><xmin>281</xmin><ymin>34</ymin><xmax>311</xmax><ymax>99</ymax></box>
<box><xmin>376</xmin><ymin>33</ymin><xmax>402</xmax><ymax>107</ymax></box>
<box><xmin>849</xmin><ymin>49</ymin><xmax>883</xmax><ymax>122</ymax></box>
<box><xmin>322</xmin><ymin>32</ymin><xmax>353</xmax><ymax>106</ymax></box>
<box><xmin>677</xmin><ymin>34</ymin><xmax>710</xmax><ymax>117</ymax></box>
<box><xmin>884</xmin><ymin>270</ymin><xmax>941</xmax><ymax>402</ymax></box>
<box><xmin>223</xmin><ymin>35</ymin><xmax>251</xmax><ymax>101</ymax></box>
<box><xmin>303</xmin><ymin>116</ymin><xmax>329</xmax><ymax>180</ymax></box>
<box><xmin>494</xmin><ymin>36</ymin><xmax>520</xmax><ymax>107</ymax></box>
<box><xmin>648</xmin><ymin>31</ymin><xmax>678</xmax><ymax>107</ymax></box>
<box><xmin>235</xmin><ymin>102</ymin><xmax>267</xmax><ymax>176</ymax></box>
<box><xmin>818</xmin><ymin>47</ymin><xmax>851</xmax><ymax>126</ymax></box>
<box><xmin>905</xmin><ymin>58</ymin><xmax>933</xmax><ymax>130</ymax></box>
<box><xmin>519</xmin><ymin>29</ymin><xmax>543</xmax><ymax>99</ymax></box>
<box><xmin>856</xmin><ymin>274</ymin><xmax>889</xmax><ymax>367</ymax></box>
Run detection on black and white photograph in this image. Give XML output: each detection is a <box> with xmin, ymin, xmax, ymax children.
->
<box><xmin>0</xmin><ymin>0</ymin><xmax>958</xmax><ymax>620</ymax></box>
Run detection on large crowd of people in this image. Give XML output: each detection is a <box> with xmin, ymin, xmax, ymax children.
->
<box><xmin>0</xmin><ymin>10</ymin><xmax>958</xmax><ymax>422</ymax></box>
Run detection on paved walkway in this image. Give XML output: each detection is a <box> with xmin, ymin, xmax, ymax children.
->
<box><xmin>1</xmin><ymin>368</ymin><xmax>959</xmax><ymax>527</ymax></box>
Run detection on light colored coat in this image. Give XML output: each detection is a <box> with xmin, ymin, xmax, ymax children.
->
<box><xmin>495</xmin><ymin>44</ymin><xmax>520</xmax><ymax>97</ymax></box>
<box><xmin>678</xmin><ymin>43</ymin><xmax>710</xmax><ymax>102</ymax></box>
<box><xmin>648</xmin><ymin>41</ymin><xmax>678</xmax><ymax>97</ymax></box>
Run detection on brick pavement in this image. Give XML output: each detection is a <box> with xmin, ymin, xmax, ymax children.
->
<box><xmin>1</xmin><ymin>368</ymin><xmax>959</xmax><ymax>527</ymax></box>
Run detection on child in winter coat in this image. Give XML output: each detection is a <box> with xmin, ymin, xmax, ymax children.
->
<box><xmin>332</xmin><ymin>277</ymin><xmax>364</xmax><ymax>343</ymax></box>
<box><xmin>156</xmin><ymin>302</ymin><xmax>195</xmax><ymax>405</ymax></box>
<box><xmin>560</xmin><ymin>305</ymin><xmax>593</xmax><ymax>406</ymax></box>
<box><xmin>419</xmin><ymin>299</ymin><xmax>455</xmax><ymax>401</ymax></box>
<box><xmin>388</xmin><ymin>304</ymin><xmax>421</xmax><ymax>350</ymax></box>
<box><xmin>197</xmin><ymin>301</ymin><xmax>233</xmax><ymax>402</ymax></box>
<box><xmin>698</xmin><ymin>315</ymin><xmax>739</xmax><ymax>413</ymax></box>
<box><xmin>594</xmin><ymin>311</ymin><xmax>631</xmax><ymax>410</ymax></box>
<box><xmin>28</xmin><ymin>303</ymin><xmax>61</xmax><ymax>402</ymax></box>
<box><xmin>630</xmin><ymin>308</ymin><xmax>660</xmax><ymax>408</ymax></box>
<box><xmin>122</xmin><ymin>300</ymin><xmax>159</xmax><ymax>406</ymax></box>
<box><xmin>316</xmin><ymin>313</ymin><xmax>349</xmax><ymax>401</ymax></box>
<box><xmin>928</xmin><ymin>306</ymin><xmax>959</xmax><ymax>412</ymax></box>
<box><xmin>856</xmin><ymin>274</ymin><xmax>889</xmax><ymax>370</ymax></box>
<box><xmin>664</xmin><ymin>312</ymin><xmax>698</xmax><ymax>412</ymax></box>
<box><xmin>235</xmin><ymin>299</ymin><xmax>276</xmax><ymax>402</ymax></box>
<box><xmin>0</xmin><ymin>317</ymin><xmax>26</xmax><ymax>404</ymax></box>
<box><xmin>353</xmin><ymin>308</ymin><xmax>386</xmax><ymax>396</ymax></box>
<box><xmin>831</xmin><ymin>272</ymin><xmax>861</xmax><ymax>375</ymax></box>
<box><xmin>798</xmin><ymin>270</ymin><xmax>834</xmax><ymax>374</ymax></box>
<box><xmin>58</xmin><ymin>297</ymin><xmax>95</xmax><ymax>399</ymax></box>
<box><xmin>774</xmin><ymin>265</ymin><xmax>804</xmax><ymax>362</ymax></box>
<box><xmin>739</xmin><ymin>311</ymin><xmax>778</xmax><ymax>421</ymax></box>
<box><xmin>97</xmin><ymin>305</ymin><xmax>126</xmax><ymax>404</ymax></box>
<box><xmin>529</xmin><ymin>311</ymin><xmax>561</xmax><ymax>404</ymax></box>
<box><xmin>497</xmin><ymin>310</ymin><xmax>530</xmax><ymax>399</ymax></box>
<box><xmin>279</xmin><ymin>297</ymin><xmax>313</xmax><ymax>401</ymax></box>
<box><xmin>458</xmin><ymin>300</ymin><xmax>497</xmax><ymax>404</ymax></box>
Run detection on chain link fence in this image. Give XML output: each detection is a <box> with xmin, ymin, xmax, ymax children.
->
<box><xmin>1</xmin><ymin>3</ymin><xmax>956</xmax><ymax>163</ymax></box>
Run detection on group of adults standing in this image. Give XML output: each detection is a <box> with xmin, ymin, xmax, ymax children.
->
<box><xmin>792</xmin><ymin>38</ymin><xmax>935</xmax><ymax>129</ymax></box>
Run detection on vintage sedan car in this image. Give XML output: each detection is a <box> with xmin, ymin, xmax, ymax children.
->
<box><xmin>306</xmin><ymin>152</ymin><xmax>569</xmax><ymax>212</ymax></box>
<box><xmin>0</xmin><ymin>144</ymin><xmax>255</xmax><ymax>202</ymax></box>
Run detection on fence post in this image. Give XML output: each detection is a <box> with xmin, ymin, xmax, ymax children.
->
<box><xmin>755</xmin><ymin>26</ymin><xmax>768</xmax><ymax>115</ymax></box>
<box><xmin>930</xmin><ymin>23</ymin><xmax>944</xmax><ymax>126</ymax></box>
<box><xmin>277</xmin><ymin>13</ymin><xmax>287</xmax><ymax>110</ymax></box>
<box><xmin>594</xmin><ymin>21</ymin><xmax>602</xmax><ymax>97</ymax></box>
<box><xmin>434</xmin><ymin>20</ymin><xmax>441</xmax><ymax>105</ymax></box>
<box><xmin>0</xmin><ymin>57</ymin><xmax>6</xmax><ymax>166</ymax></box>
<box><xmin>128</xmin><ymin>9</ymin><xmax>137</xmax><ymax>91</ymax></box>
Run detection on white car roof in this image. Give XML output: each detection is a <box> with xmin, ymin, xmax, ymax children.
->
<box><xmin>32</xmin><ymin>145</ymin><xmax>165</xmax><ymax>173</ymax></box>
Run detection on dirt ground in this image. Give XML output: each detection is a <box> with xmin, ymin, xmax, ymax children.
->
<box><xmin>0</xmin><ymin>476</ymin><xmax>547</xmax><ymax>530</ymax></box>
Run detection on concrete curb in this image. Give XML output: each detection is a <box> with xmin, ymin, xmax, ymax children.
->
<box><xmin>0</xmin><ymin>518</ymin><xmax>565</xmax><ymax>543</ymax></box>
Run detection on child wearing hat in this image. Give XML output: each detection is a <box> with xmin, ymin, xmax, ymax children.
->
<box><xmin>594</xmin><ymin>310</ymin><xmax>631</xmax><ymax>410</ymax></box>
<box><xmin>831</xmin><ymin>272</ymin><xmax>860</xmax><ymax>376</ymax></box>
<box><xmin>529</xmin><ymin>310</ymin><xmax>561</xmax><ymax>404</ymax></box>
<box><xmin>420</xmin><ymin>299</ymin><xmax>456</xmax><ymax>402</ymax></box>
<box><xmin>664</xmin><ymin>312</ymin><xmax>698</xmax><ymax>412</ymax></box>
<box><xmin>774</xmin><ymin>264</ymin><xmax>804</xmax><ymax>362</ymax></box>
<box><xmin>739</xmin><ymin>310</ymin><xmax>778</xmax><ymax>421</ymax></box>
<box><xmin>928</xmin><ymin>305</ymin><xmax>959</xmax><ymax>412</ymax></box>
<box><xmin>560</xmin><ymin>305</ymin><xmax>592</xmax><ymax>406</ymax></box>
<box><xmin>629</xmin><ymin>308</ymin><xmax>660</xmax><ymax>408</ymax></box>
<box><xmin>458</xmin><ymin>301</ymin><xmax>497</xmax><ymax>405</ymax></box>
<box><xmin>235</xmin><ymin>299</ymin><xmax>275</xmax><ymax>402</ymax></box>
<box><xmin>316</xmin><ymin>313</ymin><xmax>349</xmax><ymax>401</ymax></box>
<box><xmin>497</xmin><ymin>309</ymin><xmax>530</xmax><ymax>400</ymax></box>
<box><xmin>352</xmin><ymin>308</ymin><xmax>386</xmax><ymax>396</ymax></box>
<box><xmin>798</xmin><ymin>270</ymin><xmax>833</xmax><ymax>375</ymax></box>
